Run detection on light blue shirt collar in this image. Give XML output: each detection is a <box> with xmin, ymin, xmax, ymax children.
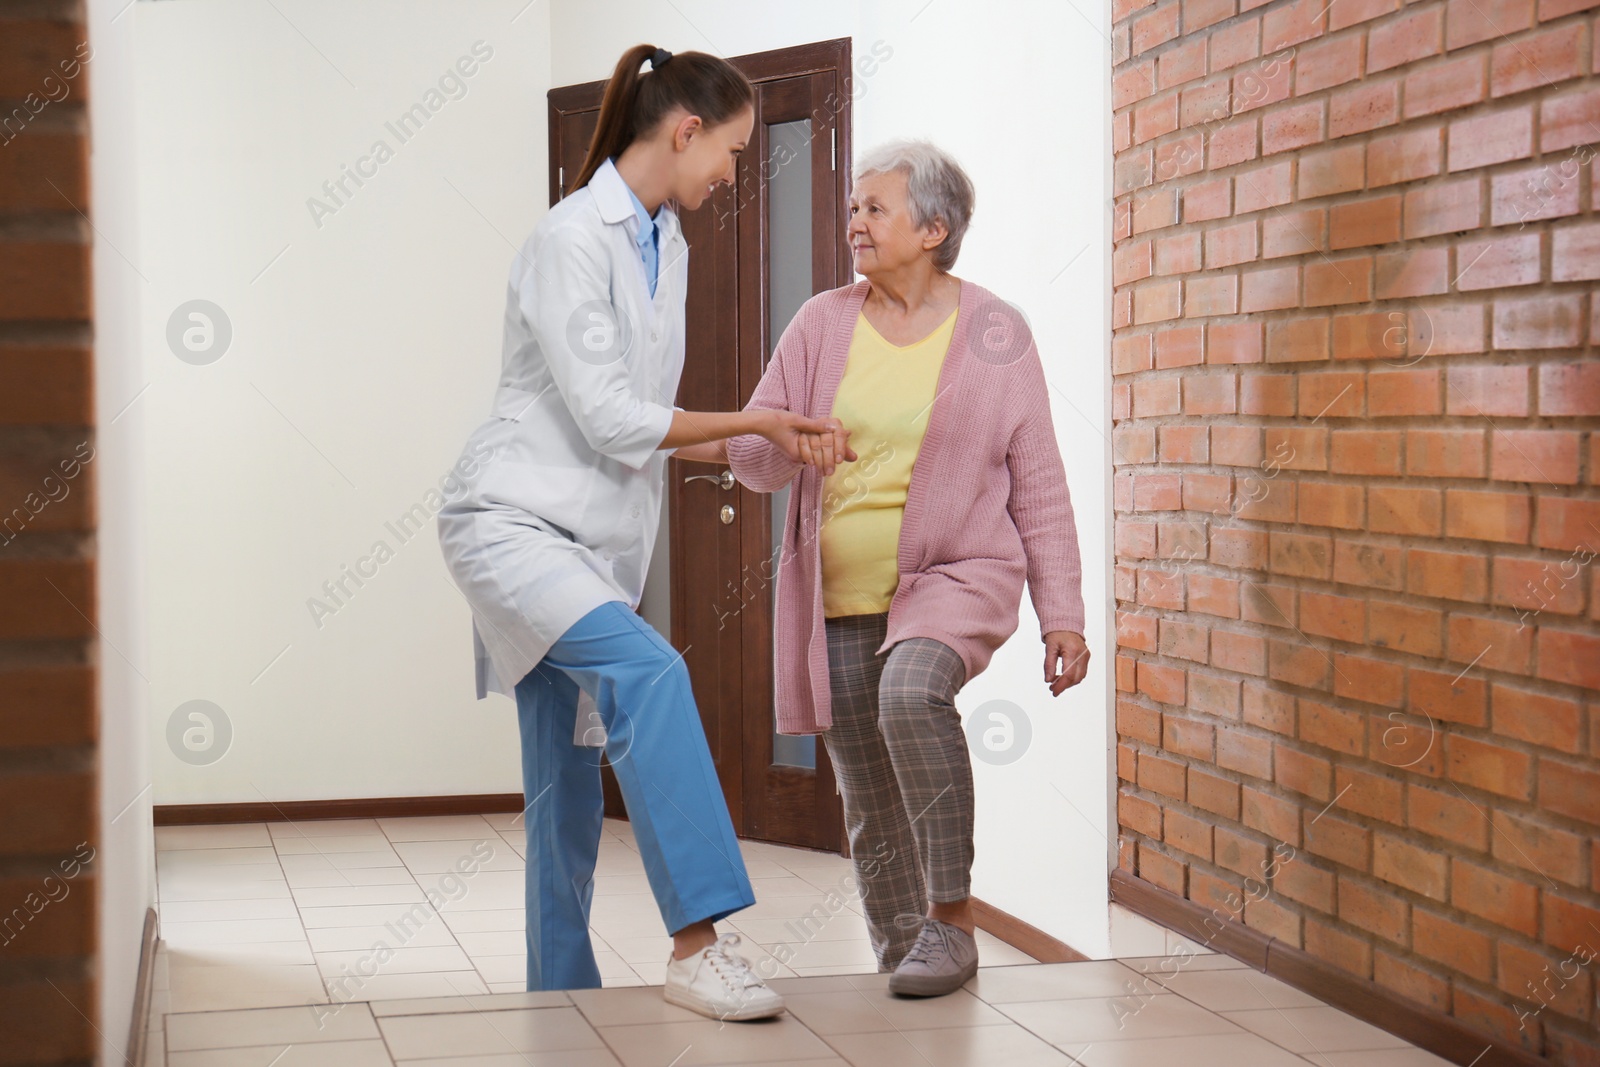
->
<box><xmin>613</xmin><ymin>159</ymin><xmax>664</xmax><ymax>296</ymax></box>
<box><xmin>625</xmin><ymin>187</ymin><xmax>662</xmax><ymax>243</ymax></box>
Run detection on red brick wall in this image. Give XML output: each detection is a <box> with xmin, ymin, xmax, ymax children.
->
<box><xmin>0</xmin><ymin>5</ymin><xmax>100</xmax><ymax>1065</ymax></box>
<box><xmin>1110</xmin><ymin>0</ymin><xmax>1599</xmax><ymax>1059</ymax></box>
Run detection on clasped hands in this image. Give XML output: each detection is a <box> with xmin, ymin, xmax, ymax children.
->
<box><xmin>764</xmin><ymin>411</ymin><xmax>858</xmax><ymax>477</ymax></box>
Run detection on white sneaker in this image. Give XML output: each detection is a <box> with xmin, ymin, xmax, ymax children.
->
<box><xmin>663</xmin><ymin>933</ymin><xmax>785</xmax><ymax>1021</ymax></box>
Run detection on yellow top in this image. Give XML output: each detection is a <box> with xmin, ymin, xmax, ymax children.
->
<box><xmin>820</xmin><ymin>306</ymin><xmax>959</xmax><ymax>618</ymax></box>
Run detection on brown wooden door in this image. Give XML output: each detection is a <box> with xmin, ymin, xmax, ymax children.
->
<box><xmin>548</xmin><ymin>39</ymin><xmax>853</xmax><ymax>851</ymax></box>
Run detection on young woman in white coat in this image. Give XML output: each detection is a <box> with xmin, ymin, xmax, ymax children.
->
<box><xmin>437</xmin><ymin>44</ymin><xmax>850</xmax><ymax>1019</ymax></box>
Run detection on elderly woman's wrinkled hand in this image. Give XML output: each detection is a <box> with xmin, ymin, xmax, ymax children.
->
<box><xmin>761</xmin><ymin>412</ymin><xmax>858</xmax><ymax>476</ymax></box>
<box><xmin>1044</xmin><ymin>631</ymin><xmax>1090</xmax><ymax>696</ymax></box>
<box><xmin>798</xmin><ymin>419</ymin><xmax>858</xmax><ymax>477</ymax></box>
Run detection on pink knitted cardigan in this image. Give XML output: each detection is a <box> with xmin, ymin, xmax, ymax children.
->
<box><xmin>727</xmin><ymin>278</ymin><xmax>1086</xmax><ymax>735</ymax></box>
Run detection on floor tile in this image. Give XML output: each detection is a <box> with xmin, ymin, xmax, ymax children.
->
<box><xmin>973</xmin><ymin>932</ymin><xmax>1041</xmax><ymax>965</ymax></box>
<box><xmin>307</xmin><ymin>922</ymin><xmax>460</xmax><ymax>952</ymax></box>
<box><xmin>766</xmin><ymin>847</ymin><xmax>849</xmax><ymax>869</ymax></box>
<box><xmin>316</xmin><ymin>945</ymin><xmax>474</xmax><ymax>977</ymax></box>
<box><xmin>159</xmin><ymin>897</ymin><xmax>302</xmax><ymax>923</ymax></box>
<box><xmin>269</xmin><ymin>819</ymin><xmax>384</xmax><ymax>839</ymax></box>
<box><xmin>299</xmin><ymin>902</ymin><xmax>445</xmax><ymax>929</ymax></box>
<box><xmin>1218</xmin><ymin>1004</ymin><xmax>1411</xmax><ymax>1054</ymax></box>
<box><xmin>274</xmin><ymin>834</ymin><xmax>397</xmax><ymax>856</ymax></box>
<box><xmin>766</xmin><ymin>976</ymin><xmax>860</xmax><ymax>995</ymax></box>
<box><xmin>738</xmin><ymin>857</ymin><xmax>795</xmax><ymax>879</ymax></box>
<box><xmin>426</xmin><ymin>870</ymin><xmax>525</xmax><ymax>911</ymax></box>
<box><xmin>166</xmin><ymin>1002</ymin><xmax>379</xmax><ymax>1050</ymax></box>
<box><xmin>777</xmin><ymin>938</ymin><xmax>881</xmax><ymax>969</ymax></box>
<box><xmin>822</xmin><ymin>1023</ymin><xmax>1078</xmax><ymax>1067</ymax></box>
<box><xmin>326</xmin><ymin>970</ymin><xmax>490</xmax><ymax>1002</ymax></box>
<box><xmin>1159</xmin><ymin>967</ymin><xmax>1328</xmax><ymax>1011</ymax></box>
<box><xmin>378</xmin><ymin>815</ymin><xmax>498</xmax><ymax>842</ymax></box>
<box><xmin>567</xmin><ymin>986</ymin><xmax>704</xmax><ymax>1027</ymax></box>
<box><xmin>370</xmin><ymin>990</ymin><xmax>569</xmax><ymax>1016</ymax></box>
<box><xmin>1073</xmin><ymin>1031</ymin><xmax>1312</xmax><ymax>1067</ymax></box>
<box><xmin>159</xmin><ymin>867</ymin><xmax>291</xmax><ymax>894</ymax></box>
<box><xmin>782</xmin><ymin>986</ymin><xmax>1011</xmax><ymax>1035</ymax></box>
<box><xmin>161</xmin><ymin>917</ymin><xmax>307</xmax><ymax>947</ymax></box>
<box><xmin>157</xmin><ymin>847</ymin><xmax>281</xmax><ymax>869</ymax></box>
<box><xmin>967</xmin><ymin>961</ymin><xmax>1144</xmax><ymax>1003</ymax></box>
<box><xmin>1120</xmin><ymin>952</ymin><xmax>1251</xmax><ymax>974</ymax></box>
<box><xmin>471</xmin><ymin>954</ymin><xmax>527</xmax><ymax>984</ymax></box>
<box><xmin>378</xmin><ymin>1005</ymin><xmax>606</xmax><ymax>1058</ymax></box>
<box><xmin>168</xmin><ymin>942</ymin><xmax>315</xmax><ymax>967</ymax></box>
<box><xmin>790</xmin><ymin>963</ymin><xmax>878</xmax><ymax>977</ymax></box>
<box><xmin>725</xmin><ymin>898</ymin><xmax>845</xmax><ymax>923</ymax></box>
<box><xmin>747</xmin><ymin>875</ymin><xmax>822</xmax><ymax>897</ymax></box>
<box><xmin>167</xmin><ymin>1038</ymin><xmax>395</xmax><ymax>1067</ymax></box>
<box><xmin>284</xmin><ymin>865</ymin><xmax>419</xmax><ymax>890</ymax></box>
<box><xmin>731</xmin><ymin>917</ymin><xmax>868</xmax><ymax>944</ymax></box>
<box><xmin>439</xmin><ymin>909</ymin><xmax>525</xmax><ymax>934</ymax></box>
<box><xmin>392</xmin><ymin>839</ymin><xmax>524</xmax><ymax>873</ymax></box>
<box><xmin>1313</xmin><ymin>1050</ymin><xmax>1457</xmax><ymax>1066</ymax></box>
<box><xmin>157</xmin><ymin>825</ymin><xmax>273</xmax><ymax>850</ymax></box>
<box><xmin>454</xmin><ymin>929</ymin><xmax>525</xmax><ymax>956</ymax></box>
<box><xmin>169</xmin><ymin>963</ymin><xmax>329</xmax><ymax>1012</ymax></box>
<box><xmin>159</xmin><ymin>875</ymin><xmax>292</xmax><ymax>902</ymax></box>
<box><xmin>278</xmin><ymin>850</ymin><xmax>407</xmax><ymax>872</ymax></box>
<box><xmin>292</xmin><ymin>884</ymin><xmax>428</xmax><ymax>908</ymax></box>
<box><xmin>403</xmin><ymin>1053</ymin><xmax>621</xmax><ymax>1067</ymax></box>
<box><xmin>596</xmin><ymin>1015</ymin><xmax>837</xmax><ymax>1066</ymax></box>
<box><xmin>995</xmin><ymin>992</ymin><xmax>1242</xmax><ymax>1045</ymax></box>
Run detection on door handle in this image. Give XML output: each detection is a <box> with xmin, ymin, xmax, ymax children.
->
<box><xmin>684</xmin><ymin>470</ymin><xmax>736</xmax><ymax>490</ymax></box>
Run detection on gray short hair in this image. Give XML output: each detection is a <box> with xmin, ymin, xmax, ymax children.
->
<box><xmin>853</xmin><ymin>139</ymin><xmax>975</xmax><ymax>273</ymax></box>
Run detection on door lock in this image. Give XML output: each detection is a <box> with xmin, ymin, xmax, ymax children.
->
<box><xmin>720</xmin><ymin>504</ymin><xmax>736</xmax><ymax>525</ymax></box>
<box><xmin>684</xmin><ymin>470</ymin><xmax>736</xmax><ymax>490</ymax></box>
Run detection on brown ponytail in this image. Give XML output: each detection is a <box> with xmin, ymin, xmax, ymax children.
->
<box><xmin>570</xmin><ymin>44</ymin><xmax>754</xmax><ymax>193</ymax></box>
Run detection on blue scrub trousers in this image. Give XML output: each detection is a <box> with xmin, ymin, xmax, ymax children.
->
<box><xmin>513</xmin><ymin>600</ymin><xmax>755</xmax><ymax>990</ymax></box>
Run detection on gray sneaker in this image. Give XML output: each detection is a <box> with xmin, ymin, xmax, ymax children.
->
<box><xmin>888</xmin><ymin>919</ymin><xmax>979</xmax><ymax>997</ymax></box>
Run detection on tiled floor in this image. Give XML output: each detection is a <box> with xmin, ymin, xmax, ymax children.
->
<box><xmin>142</xmin><ymin>814</ymin><xmax>1453</xmax><ymax>1067</ymax></box>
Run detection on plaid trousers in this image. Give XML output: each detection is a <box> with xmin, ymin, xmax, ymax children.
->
<box><xmin>822</xmin><ymin>612</ymin><xmax>972</xmax><ymax>970</ymax></box>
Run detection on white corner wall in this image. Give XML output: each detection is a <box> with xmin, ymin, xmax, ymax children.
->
<box><xmin>88</xmin><ymin>0</ymin><xmax>155</xmax><ymax>1057</ymax></box>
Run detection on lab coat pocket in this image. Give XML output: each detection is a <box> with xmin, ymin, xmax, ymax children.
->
<box><xmin>491</xmin><ymin>385</ymin><xmax>537</xmax><ymax>421</ymax></box>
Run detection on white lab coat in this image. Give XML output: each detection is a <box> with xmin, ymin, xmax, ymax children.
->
<box><xmin>437</xmin><ymin>158</ymin><xmax>688</xmax><ymax>703</ymax></box>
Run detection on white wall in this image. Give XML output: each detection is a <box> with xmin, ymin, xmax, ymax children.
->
<box><xmin>551</xmin><ymin>0</ymin><xmax>1116</xmax><ymax>957</ymax></box>
<box><xmin>132</xmin><ymin>0</ymin><xmax>1114</xmax><ymax>956</ymax></box>
<box><xmin>88</xmin><ymin>0</ymin><xmax>155</xmax><ymax>1057</ymax></box>
<box><xmin>135</xmin><ymin>1</ymin><xmax>551</xmax><ymax>805</ymax></box>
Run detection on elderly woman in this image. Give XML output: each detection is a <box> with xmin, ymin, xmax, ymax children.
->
<box><xmin>727</xmin><ymin>140</ymin><xmax>1091</xmax><ymax>997</ymax></box>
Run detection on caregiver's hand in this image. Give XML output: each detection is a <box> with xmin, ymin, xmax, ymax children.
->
<box><xmin>762</xmin><ymin>412</ymin><xmax>856</xmax><ymax>476</ymax></box>
<box><xmin>1044</xmin><ymin>631</ymin><xmax>1090</xmax><ymax>697</ymax></box>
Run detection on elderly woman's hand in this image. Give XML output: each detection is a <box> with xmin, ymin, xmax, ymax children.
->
<box><xmin>1043</xmin><ymin>631</ymin><xmax>1089</xmax><ymax>696</ymax></box>
<box><xmin>796</xmin><ymin>419</ymin><xmax>858</xmax><ymax>476</ymax></box>
<box><xmin>760</xmin><ymin>411</ymin><xmax>852</xmax><ymax>474</ymax></box>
